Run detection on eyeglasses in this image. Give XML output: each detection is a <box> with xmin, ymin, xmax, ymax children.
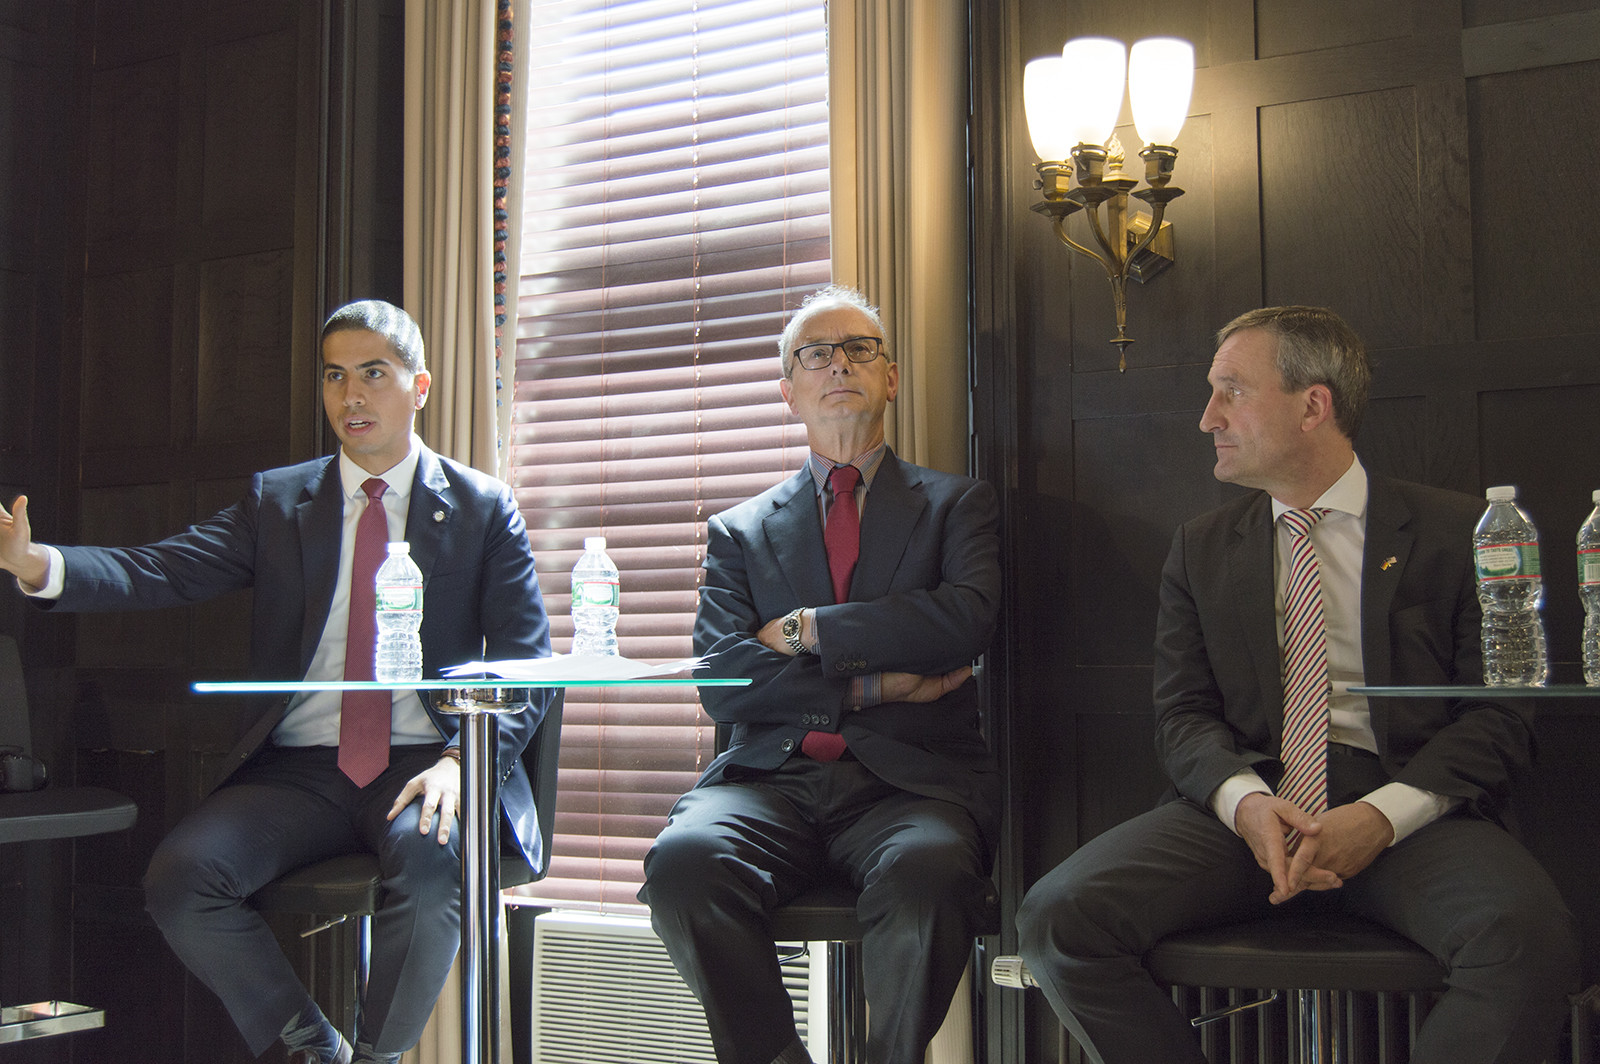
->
<box><xmin>791</xmin><ymin>336</ymin><xmax>886</xmax><ymax>371</ymax></box>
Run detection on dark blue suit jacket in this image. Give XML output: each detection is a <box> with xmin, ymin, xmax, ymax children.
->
<box><xmin>47</xmin><ymin>446</ymin><xmax>555</xmax><ymax>871</ymax></box>
<box><xmin>693</xmin><ymin>450</ymin><xmax>1003</xmax><ymax>846</ymax></box>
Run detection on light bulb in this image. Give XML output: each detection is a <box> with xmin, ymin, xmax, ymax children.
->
<box><xmin>1129</xmin><ymin>37</ymin><xmax>1194</xmax><ymax>147</ymax></box>
<box><xmin>1023</xmin><ymin>58</ymin><xmax>1076</xmax><ymax>161</ymax></box>
<box><xmin>1060</xmin><ymin>37</ymin><xmax>1128</xmax><ymax>148</ymax></box>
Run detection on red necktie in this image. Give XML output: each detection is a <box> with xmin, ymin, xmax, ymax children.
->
<box><xmin>803</xmin><ymin>465</ymin><xmax>861</xmax><ymax>762</ymax></box>
<box><xmin>824</xmin><ymin>464</ymin><xmax>861</xmax><ymax>605</ymax></box>
<box><xmin>339</xmin><ymin>478</ymin><xmax>391</xmax><ymax>786</ymax></box>
<box><xmin>1278</xmin><ymin>508</ymin><xmax>1332</xmax><ymax>817</ymax></box>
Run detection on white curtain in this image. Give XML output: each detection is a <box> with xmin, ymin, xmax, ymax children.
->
<box><xmin>828</xmin><ymin>0</ymin><xmax>972</xmax><ymax>476</ymax></box>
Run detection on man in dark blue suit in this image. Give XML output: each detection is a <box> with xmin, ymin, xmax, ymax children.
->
<box><xmin>640</xmin><ymin>285</ymin><xmax>1002</xmax><ymax>1064</ymax></box>
<box><xmin>0</xmin><ymin>300</ymin><xmax>552</xmax><ymax>1064</ymax></box>
<box><xmin>1016</xmin><ymin>306</ymin><xmax>1578</xmax><ymax>1064</ymax></box>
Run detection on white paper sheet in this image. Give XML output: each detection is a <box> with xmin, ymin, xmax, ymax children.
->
<box><xmin>440</xmin><ymin>653</ymin><xmax>708</xmax><ymax>682</ymax></box>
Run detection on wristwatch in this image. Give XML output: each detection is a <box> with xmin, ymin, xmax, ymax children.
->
<box><xmin>781</xmin><ymin>608</ymin><xmax>810</xmax><ymax>655</ymax></box>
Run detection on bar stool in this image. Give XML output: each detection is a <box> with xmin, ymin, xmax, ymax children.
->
<box><xmin>769</xmin><ymin>879</ymin><xmax>1001</xmax><ymax>1064</ymax></box>
<box><xmin>1143</xmin><ymin>914</ymin><xmax>1447</xmax><ymax>1064</ymax></box>
<box><xmin>249</xmin><ymin>690</ymin><xmax>564</xmax><ymax>1055</ymax></box>
<box><xmin>992</xmin><ymin>913</ymin><xmax>1447</xmax><ymax>1064</ymax></box>
<box><xmin>1</xmin><ymin>634</ymin><xmax>139</xmax><ymax>1044</ymax></box>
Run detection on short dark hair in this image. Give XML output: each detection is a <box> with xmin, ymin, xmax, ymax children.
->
<box><xmin>321</xmin><ymin>300</ymin><xmax>426</xmax><ymax>374</ymax></box>
<box><xmin>777</xmin><ymin>284</ymin><xmax>890</xmax><ymax>378</ymax></box>
<box><xmin>1216</xmin><ymin>305</ymin><xmax>1371</xmax><ymax>438</ymax></box>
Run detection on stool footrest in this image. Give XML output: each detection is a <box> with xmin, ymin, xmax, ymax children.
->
<box><xmin>1</xmin><ymin>1000</ymin><xmax>107</xmax><ymax>1043</ymax></box>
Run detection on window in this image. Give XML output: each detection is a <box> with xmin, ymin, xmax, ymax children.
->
<box><xmin>511</xmin><ymin>0</ymin><xmax>830</xmax><ymax>912</ymax></box>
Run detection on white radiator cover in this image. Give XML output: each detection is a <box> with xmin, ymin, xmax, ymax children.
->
<box><xmin>528</xmin><ymin>910</ymin><xmax>818</xmax><ymax>1064</ymax></box>
<box><xmin>527</xmin><ymin>909</ymin><xmax>975</xmax><ymax>1064</ymax></box>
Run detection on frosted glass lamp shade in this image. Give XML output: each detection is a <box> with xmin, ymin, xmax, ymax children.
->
<box><xmin>1024</xmin><ymin>58</ymin><xmax>1077</xmax><ymax>161</ymax></box>
<box><xmin>1129</xmin><ymin>37</ymin><xmax>1194</xmax><ymax>146</ymax></box>
<box><xmin>1059</xmin><ymin>37</ymin><xmax>1128</xmax><ymax>147</ymax></box>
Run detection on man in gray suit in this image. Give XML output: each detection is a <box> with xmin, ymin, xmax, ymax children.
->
<box><xmin>640</xmin><ymin>285</ymin><xmax>1001</xmax><ymax>1064</ymax></box>
<box><xmin>0</xmin><ymin>301</ymin><xmax>552</xmax><ymax>1064</ymax></box>
<box><xmin>1016</xmin><ymin>306</ymin><xmax>1579</xmax><ymax>1064</ymax></box>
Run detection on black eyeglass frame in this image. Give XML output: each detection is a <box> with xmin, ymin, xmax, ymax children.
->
<box><xmin>790</xmin><ymin>336</ymin><xmax>887</xmax><ymax>371</ymax></box>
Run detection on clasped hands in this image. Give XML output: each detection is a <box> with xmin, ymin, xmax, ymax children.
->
<box><xmin>1234</xmin><ymin>793</ymin><xmax>1394</xmax><ymax>904</ymax></box>
<box><xmin>754</xmin><ymin>610</ymin><xmax>970</xmax><ymax>706</ymax></box>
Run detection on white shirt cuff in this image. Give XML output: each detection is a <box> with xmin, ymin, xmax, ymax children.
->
<box><xmin>18</xmin><ymin>545</ymin><xmax>65</xmax><ymax>599</ymax></box>
<box><xmin>1360</xmin><ymin>781</ymin><xmax>1460</xmax><ymax>844</ymax></box>
<box><xmin>1210</xmin><ymin>769</ymin><xmax>1272</xmax><ymax>834</ymax></box>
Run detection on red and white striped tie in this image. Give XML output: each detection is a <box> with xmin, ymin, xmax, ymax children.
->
<box><xmin>1278</xmin><ymin>507</ymin><xmax>1332</xmax><ymax>816</ymax></box>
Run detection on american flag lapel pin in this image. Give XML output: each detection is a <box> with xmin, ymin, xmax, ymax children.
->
<box><xmin>1381</xmin><ymin>556</ymin><xmax>1397</xmax><ymax>571</ymax></box>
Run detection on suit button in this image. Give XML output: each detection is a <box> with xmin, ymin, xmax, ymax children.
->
<box><xmin>835</xmin><ymin>661</ymin><xmax>849</xmax><ymax>672</ymax></box>
<box><xmin>780</xmin><ymin>738</ymin><xmax>796</xmax><ymax>752</ymax></box>
<box><xmin>819</xmin><ymin>714</ymin><xmax>831</xmax><ymax>725</ymax></box>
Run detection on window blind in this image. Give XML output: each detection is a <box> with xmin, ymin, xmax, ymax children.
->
<box><xmin>511</xmin><ymin>0</ymin><xmax>829</xmax><ymax>912</ymax></box>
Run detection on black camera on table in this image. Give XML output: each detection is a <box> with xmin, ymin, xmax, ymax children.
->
<box><xmin>0</xmin><ymin>746</ymin><xmax>48</xmax><ymax>792</ymax></box>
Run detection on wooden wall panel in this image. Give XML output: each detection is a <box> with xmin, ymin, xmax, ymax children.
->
<box><xmin>1468</xmin><ymin>60</ymin><xmax>1600</xmax><ymax>340</ymax></box>
<box><xmin>1257</xmin><ymin>0</ymin><xmax>1412</xmax><ymax>57</ymax></box>
<box><xmin>85</xmin><ymin>57</ymin><xmax>180</xmax><ymax>256</ymax></box>
<box><xmin>201</xmin><ymin>30</ymin><xmax>299</xmax><ymax>249</ymax></box>
<box><xmin>196</xmin><ymin>250</ymin><xmax>297</xmax><ymax>447</ymax></box>
<box><xmin>81</xmin><ymin>268</ymin><xmax>177</xmax><ymax>453</ymax></box>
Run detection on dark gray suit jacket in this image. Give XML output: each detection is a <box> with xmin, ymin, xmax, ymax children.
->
<box><xmin>46</xmin><ymin>446</ymin><xmax>556</xmax><ymax>871</ymax></box>
<box><xmin>1153</xmin><ymin>473</ymin><xmax>1532</xmax><ymax>827</ymax></box>
<box><xmin>691</xmin><ymin>450</ymin><xmax>1003</xmax><ymax>845</ymax></box>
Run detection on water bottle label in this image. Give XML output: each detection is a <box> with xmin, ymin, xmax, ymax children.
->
<box><xmin>575</xmin><ymin>578</ymin><xmax>619</xmax><ymax>608</ymax></box>
<box><xmin>377</xmin><ymin>585</ymin><xmax>423</xmax><ymax>611</ymax></box>
<box><xmin>1474</xmin><ymin>543</ymin><xmax>1539</xmax><ymax>580</ymax></box>
<box><xmin>1582</xmin><ymin>549</ymin><xmax>1600</xmax><ymax>586</ymax></box>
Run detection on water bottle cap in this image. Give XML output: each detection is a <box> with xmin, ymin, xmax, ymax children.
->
<box><xmin>1485</xmin><ymin>485</ymin><xmax>1516</xmax><ymax>502</ymax></box>
<box><xmin>386</xmin><ymin>541</ymin><xmax>410</xmax><ymax>553</ymax></box>
<box><xmin>584</xmin><ymin>536</ymin><xmax>607</xmax><ymax>551</ymax></box>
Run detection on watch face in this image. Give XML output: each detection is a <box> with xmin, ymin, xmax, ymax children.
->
<box><xmin>783</xmin><ymin>614</ymin><xmax>800</xmax><ymax>636</ymax></box>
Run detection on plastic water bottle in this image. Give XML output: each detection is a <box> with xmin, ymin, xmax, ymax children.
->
<box><xmin>1473</xmin><ymin>486</ymin><xmax>1548</xmax><ymax>687</ymax></box>
<box><xmin>374</xmin><ymin>541</ymin><xmax>424</xmax><ymax>682</ymax></box>
<box><xmin>1579</xmin><ymin>491</ymin><xmax>1600</xmax><ymax>685</ymax></box>
<box><xmin>570</xmin><ymin>536</ymin><xmax>620</xmax><ymax>656</ymax></box>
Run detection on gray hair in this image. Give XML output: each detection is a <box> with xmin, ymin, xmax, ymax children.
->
<box><xmin>777</xmin><ymin>284</ymin><xmax>889</xmax><ymax>378</ymax></box>
<box><xmin>322</xmin><ymin>300</ymin><xmax>426</xmax><ymax>375</ymax></box>
<box><xmin>1216</xmin><ymin>305</ymin><xmax>1371</xmax><ymax>439</ymax></box>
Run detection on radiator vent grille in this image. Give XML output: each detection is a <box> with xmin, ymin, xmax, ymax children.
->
<box><xmin>529</xmin><ymin>910</ymin><xmax>815</xmax><ymax>1064</ymax></box>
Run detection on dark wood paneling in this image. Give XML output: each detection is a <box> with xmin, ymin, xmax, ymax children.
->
<box><xmin>1468</xmin><ymin>60</ymin><xmax>1600</xmax><ymax>341</ymax></box>
<box><xmin>196</xmin><ymin>250</ymin><xmax>297</xmax><ymax>446</ymax></box>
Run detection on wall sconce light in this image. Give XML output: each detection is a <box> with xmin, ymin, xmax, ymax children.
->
<box><xmin>1024</xmin><ymin>37</ymin><xmax>1194</xmax><ymax>371</ymax></box>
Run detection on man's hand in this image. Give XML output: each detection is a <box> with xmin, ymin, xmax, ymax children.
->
<box><xmin>880</xmin><ymin>666</ymin><xmax>972</xmax><ymax>704</ymax></box>
<box><xmin>0</xmin><ymin>495</ymin><xmax>51</xmax><ymax>587</ymax></box>
<box><xmin>1234</xmin><ymin>792</ymin><xmax>1340</xmax><ymax>904</ymax></box>
<box><xmin>387</xmin><ymin>757</ymin><xmax>462</xmax><ymax>844</ymax></box>
<box><xmin>1281</xmin><ymin>801</ymin><xmax>1392</xmax><ymax>899</ymax></box>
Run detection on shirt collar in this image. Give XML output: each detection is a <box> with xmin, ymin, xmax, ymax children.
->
<box><xmin>1270</xmin><ymin>453</ymin><xmax>1367</xmax><ymax>523</ymax></box>
<box><xmin>806</xmin><ymin>442</ymin><xmax>888</xmax><ymax>496</ymax></box>
<box><xmin>339</xmin><ymin>435</ymin><xmax>421</xmax><ymax>502</ymax></box>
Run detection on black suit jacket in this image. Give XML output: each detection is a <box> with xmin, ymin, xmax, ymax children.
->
<box><xmin>1153</xmin><ymin>474</ymin><xmax>1531</xmax><ymax>827</ymax></box>
<box><xmin>692</xmin><ymin>451</ymin><xmax>1004</xmax><ymax>845</ymax></box>
<box><xmin>46</xmin><ymin>446</ymin><xmax>556</xmax><ymax>870</ymax></box>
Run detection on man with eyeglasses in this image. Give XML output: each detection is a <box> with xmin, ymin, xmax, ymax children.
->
<box><xmin>640</xmin><ymin>284</ymin><xmax>1002</xmax><ymax>1064</ymax></box>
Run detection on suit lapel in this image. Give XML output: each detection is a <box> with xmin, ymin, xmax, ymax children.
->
<box><xmin>404</xmin><ymin>446</ymin><xmax>454</xmax><ymax>581</ymax></box>
<box><xmin>1230</xmin><ymin>494</ymin><xmax>1285</xmax><ymax>745</ymax></box>
<box><xmin>763</xmin><ymin>467</ymin><xmax>834</xmax><ymax>605</ymax></box>
<box><xmin>1360</xmin><ymin>476</ymin><xmax>1413</xmax><ymax>751</ymax></box>
<box><xmin>296</xmin><ymin>457</ymin><xmax>344</xmax><ymax>671</ymax></box>
<box><xmin>852</xmin><ymin>453</ymin><xmax>924</xmax><ymax>603</ymax></box>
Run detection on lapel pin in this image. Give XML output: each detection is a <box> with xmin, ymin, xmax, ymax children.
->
<box><xmin>1381</xmin><ymin>556</ymin><xmax>1397</xmax><ymax>570</ymax></box>
<box><xmin>433</xmin><ymin>511</ymin><xmax>446</xmax><ymax>523</ymax></box>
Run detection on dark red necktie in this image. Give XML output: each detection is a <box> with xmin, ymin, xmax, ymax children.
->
<box><xmin>824</xmin><ymin>464</ymin><xmax>861</xmax><ymax>605</ymax></box>
<box><xmin>803</xmin><ymin>465</ymin><xmax>861</xmax><ymax>762</ymax></box>
<box><xmin>339</xmin><ymin>477</ymin><xmax>391</xmax><ymax>786</ymax></box>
